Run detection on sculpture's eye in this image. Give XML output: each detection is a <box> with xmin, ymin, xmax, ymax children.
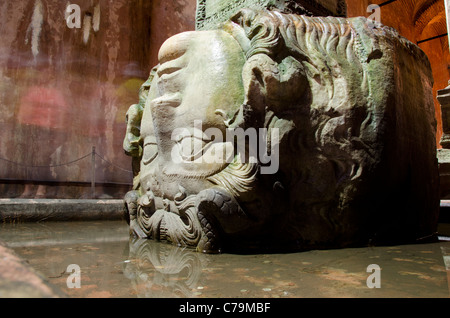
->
<box><xmin>156</xmin><ymin>65</ymin><xmax>184</xmax><ymax>97</ymax></box>
<box><xmin>142</xmin><ymin>142</ymin><xmax>158</xmax><ymax>165</ymax></box>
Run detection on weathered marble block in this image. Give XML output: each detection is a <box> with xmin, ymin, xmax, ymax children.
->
<box><xmin>195</xmin><ymin>0</ymin><xmax>347</xmax><ymax>30</ymax></box>
<box><xmin>123</xmin><ymin>9</ymin><xmax>439</xmax><ymax>253</ymax></box>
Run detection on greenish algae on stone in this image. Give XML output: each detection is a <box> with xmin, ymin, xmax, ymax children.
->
<box><xmin>123</xmin><ymin>9</ymin><xmax>439</xmax><ymax>254</ymax></box>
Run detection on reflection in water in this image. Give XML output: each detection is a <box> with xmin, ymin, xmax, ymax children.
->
<box><xmin>1</xmin><ymin>221</ymin><xmax>449</xmax><ymax>298</ymax></box>
<box><xmin>121</xmin><ymin>237</ymin><xmax>450</xmax><ymax>298</ymax></box>
<box><xmin>124</xmin><ymin>239</ymin><xmax>209</xmax><ymax>298</ymax></box>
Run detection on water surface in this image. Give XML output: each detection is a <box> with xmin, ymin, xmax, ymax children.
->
<box><xmin>1</xmin><ymin>221</ymin><xmax>449</xmax><ymax>298</ymax></box>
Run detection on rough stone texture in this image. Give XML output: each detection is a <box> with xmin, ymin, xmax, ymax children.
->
<box><xmin>0</xmin><ymin>199</ymin><xmax>124</xmax><ymax>222</ymax></box>
<box><xmin>196</xmin><ymin>0</ymin><xmax>347</xmax><ymax>30</ymax></box>
<box><xmin>438</xmin><ymin>149</ymin><xmax>450</xmax><ymax>199</ymax></box>
<box><xmin>0</xmin><ymin>241</ymin><xmax>64</xmax><ymax>298</ymax></box>
<box><xmin>123</xmin><ymin>9</ymin><xmax>439</xmax><ymax>253</ymax></box>
<box><xmin>346</xmin><ymin>0</ymin><xmax>449</xmax><ymax>150</ymax></box>
<box><xmin>437</xmin><ymin>85</ymin><xmax>450</xmax><ymax>199</ymax></box>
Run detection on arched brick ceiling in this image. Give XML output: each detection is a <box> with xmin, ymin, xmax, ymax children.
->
<box><xmin>413</xmin><ymin>0</ymin><xmax>440</xmax><ymax>22</ymax></box>
<box><xmin>395</xmin><ymin>0</ymin><xmax>416</xmax><ymax>16</ymax></box>
<box><xmin>414</xmin><ymin>0</ymin><xmax>445</xmax><ymax>38</ymax></box>
<box><xmin>371</xmin><ymin>0</ymin><xmax>415</xmax><ymax>23</ymax></box>
<box><xmin>419</xmin><ymin>10</ymin><xmax>447</xmax><ymax>38</ymax></box>
<box><xmin>369</xmin><ymin>0</ymin><xmax>446</xmax><ymax>45</ymax></box>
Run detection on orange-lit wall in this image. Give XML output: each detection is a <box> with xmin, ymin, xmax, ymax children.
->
<box><xmin>0</xmin><ymin>0</ymin><xmax>195</xmax><ymax>198</ymax></box>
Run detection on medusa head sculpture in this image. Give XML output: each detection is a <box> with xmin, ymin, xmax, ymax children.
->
<box><xmin>123</xmin><ymin>9</ymin><xmax>439</xmax><ymax>253</ymax></box>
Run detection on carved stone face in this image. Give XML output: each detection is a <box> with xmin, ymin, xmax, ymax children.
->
<box><xmin>124</xmin><ymin>9</ymin><xmax>439</xmax><ymax>254</ymax></box>
<box><xmin>139</xmin><ymin>30</ymin><xmax>246</xmax><ymax>200</ymax></box>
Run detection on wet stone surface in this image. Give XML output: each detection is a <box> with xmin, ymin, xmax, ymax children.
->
<box><xmin>0</xmin><ymin>221</ymin><xmax>449</xmax><ymax>298</ymax></box>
